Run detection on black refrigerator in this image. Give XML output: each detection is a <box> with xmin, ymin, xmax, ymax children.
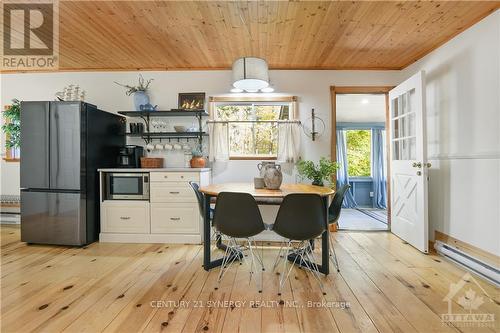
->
<box><xmin>20</xmin><ymin>101</ymin><xmax>125</xmax><ymax>245</ymax></box>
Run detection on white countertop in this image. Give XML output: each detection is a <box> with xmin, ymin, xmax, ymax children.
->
<box><xmin>98</xmin><ymin>168</ymin><xmax>211</xmax><ymax>172</ymax></box>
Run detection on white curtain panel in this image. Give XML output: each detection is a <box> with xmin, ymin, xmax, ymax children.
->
<box><xmin>277</xmin><ymin>122</ymin><xmax>301</xmax><ymax>163</ymax></box>
<box><xmin>208</xmin><ymin>122</ymin><xmax>229</xmax><ymax>162</ymax></box>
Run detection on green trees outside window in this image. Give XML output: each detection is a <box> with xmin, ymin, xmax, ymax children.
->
<box><xmin>346</xmin><ymin>129</ymin><xmax>371</xmax><ymax>177</ymax></box>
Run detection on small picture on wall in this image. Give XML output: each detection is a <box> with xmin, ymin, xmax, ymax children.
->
<box><xmin>178</xmin><ymin>92</ymin><xmax>205</xmax><ymax>110</ymax></box>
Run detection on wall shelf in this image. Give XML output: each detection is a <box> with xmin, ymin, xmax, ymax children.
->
<box><xmin>118</xmin><ymin>109</ymin><xmax>208</xmax><ymax>145</ymax></box>
<box><xmin>118</xmin><ymin>110</ymin><xmax>208</xmax><ymax>117</ymax></box>
<box><xmin>126</xmin><ymin>132</ymin><xmax>208</xmax><ymax>140</ymax></box>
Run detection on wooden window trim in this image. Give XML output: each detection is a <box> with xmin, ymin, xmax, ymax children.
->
<box><xmin>229</xmin><ymin>156</ymin><xmax>277</xmax><ymax>161</ymax></box>
<box><xmin>210</xmin><ymin>96</ymin><xmax>298</xmax><ymax>160</ymax></box>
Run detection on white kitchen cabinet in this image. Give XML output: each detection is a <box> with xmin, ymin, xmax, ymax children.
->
<box><xmin>101</xmin><ymin>201</ymin><xmax>150</xmax><ymax>234</ymax></box>
<box><xmin>150</xmin><ymin>172</ymin><xmax>198</xmax><ymax>182</ymax></box>
<box><xmin>99</xmin><ymin>168</ymin><xmax>211</xmax><ymax>244</ymax></box>
<box><xmin>151</xmin><ymin>203</ymin><xmax>199</xmax><ymax>234</ymax></box>
<box><xmin>150</xmin><ymin>182</ymin><xmax>197</xmax><ymax>203</ymax></box>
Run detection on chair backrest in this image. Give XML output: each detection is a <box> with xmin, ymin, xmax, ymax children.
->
<box><xmin>212</xmin><ymin>192</ymin><xmax>265</xmax><ymax>238</ymax></box>
<box><xmin>328</xmin><ymin>184</ymin><xmax>350</xmax><ymax>224</ymax></box>
<box><xmin>273</xmin><ymin>193</ymin><xmax>326</xmax><ymax>241</ymax></box>
<box><xmin>188</xmin><ymin>181</ymin><xmax>204</xmax><ymax>217</ymax></box>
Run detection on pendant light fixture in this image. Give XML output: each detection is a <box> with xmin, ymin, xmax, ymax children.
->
<box><xmin>232</xmin><ymin>57</ymin><xmax>270</xmax><ymax>92</ymax></box>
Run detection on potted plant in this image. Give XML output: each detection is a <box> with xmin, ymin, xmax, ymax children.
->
<box><xmin>190</xmin><ymin>148</ymin><xmax>206</xmax><ymax>168</ymax></box>
<box><xmin>1</xmin><ymin>99</ymin><xmax>21</xmax><ymax>159</ymax></box>
<box><xmin>296</xmin><ymin>157</ymin><xmax>339</xmax><ymax>186</ymax></box>
<box><xmin>114</xmin><ymin>75</ymin><xmax>153</xmax><ymax>111</ymax></box>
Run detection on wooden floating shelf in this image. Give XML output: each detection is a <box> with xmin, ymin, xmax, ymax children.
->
<box><xmin>118</xmin><ymin>110</ymin><xmax>208</xmax><ymax>117</ymax></box>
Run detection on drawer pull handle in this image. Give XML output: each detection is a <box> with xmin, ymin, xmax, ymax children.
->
<box><xmin>170</xmin><ymin>217</ymin><xmax>181</xmax><ymax>221</ymax></box>
<box><xmin>120</xmin><ymin>216</ymin><xmax>131</xmax><ymax>220</ymax></box>
<box><xmin>180</xmin><ymin>176</ymin><xmax>184</xmax><ymax>178</ymax></box>
<box><xmin>164</xmin><ymin>176</ymin><xmax>168</xmax><ymax>178</ymax></box>
<box><xmin>169</xmin><ymin>191</ymin><xmax>180</xmax><ymax>194</ymax></box>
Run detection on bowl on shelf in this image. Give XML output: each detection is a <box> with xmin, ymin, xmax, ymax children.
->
<box><xmin>174</xmin><ymin>125</ymin><xmax>187</xmax><ymax>132</ymax></box>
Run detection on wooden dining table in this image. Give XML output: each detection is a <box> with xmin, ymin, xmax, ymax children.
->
<box><xmin>199</xmin><ymin>183</ymin><xmax>335</xmax><ymax>275</ymax></box>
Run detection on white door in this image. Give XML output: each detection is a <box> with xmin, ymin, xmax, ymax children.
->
<box><xmin>389</xmin><ymin>71</ymin><xmax>429</xmax><ymax>253</ymax></box>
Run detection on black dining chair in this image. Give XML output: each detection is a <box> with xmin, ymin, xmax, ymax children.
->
<box><xmin>212</xmin><ymin>192</ymin><xmax>266</xmax><ymax>292</ymax></box>
<box><xmin>189</xmin><ymin>181</ymin><xmax>218</xmax><ymax>245</ymax></box>
<box><xmin>272</xmin><ymin>193</ymin><xmax>327</xmax><ymax>295</ymax></box>
<box><xmin>327</xmin><ymin>184</ymin><xmax>350</xmax><ymax>272</ymax></box>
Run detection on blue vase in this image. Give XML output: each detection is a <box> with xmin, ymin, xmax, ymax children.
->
<box><xmin>133</xmin><ymin>91</ymin><xmax>149</xmax><ymax>111</ymax></box>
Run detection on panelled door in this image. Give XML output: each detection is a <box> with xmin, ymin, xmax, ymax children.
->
<box><xmin>389</xmin><ymin>71</ymin><xmax>429</xmax><ymax>253</ymax></box>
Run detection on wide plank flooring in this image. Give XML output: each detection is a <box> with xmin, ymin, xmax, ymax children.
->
<box><xmin>1</xmin><ymin>225</ymin><xmax>498</xmax><ymax>333</ymax></box>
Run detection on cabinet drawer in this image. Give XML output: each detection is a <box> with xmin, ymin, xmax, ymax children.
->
<box><xmin>151</xmin><ymin>203</ymin><xmax>200</xmax><ymax>234</ymax></box>
<box><xmin>150</xmin><ymin>172</ymin><xmax>198</xmax><ymax>182</ymax></box>
<box><xmin>150</xmin><ymin>182</ymin><xmax>196</xmax><ymax>203</ymax></box>
<box><xmin>101</xmin><ymin>201</ymin><xmax>149</xmax><ymax>234</ymax></box>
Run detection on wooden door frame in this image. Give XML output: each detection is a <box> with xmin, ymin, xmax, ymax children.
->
<box><xmin>330</xmin><ymin>86</ymin><xmax>394</xmax><ymax>229</ymax></box>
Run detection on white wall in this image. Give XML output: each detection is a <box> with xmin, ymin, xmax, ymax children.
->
<box><xmin>402</xmin><ymin>10</ymin><xmax>500</xmax><ymax>256</ymax></box>
<box><xmin>0</xmin><ymin>69</ymin><xmax>401</xmax><ymax>195</ymax></box>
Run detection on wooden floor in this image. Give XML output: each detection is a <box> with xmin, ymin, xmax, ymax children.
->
<box><xmin>1</xmin><ymin>225</ymin><xmax>498</xmax><ymax>333</ymax></box>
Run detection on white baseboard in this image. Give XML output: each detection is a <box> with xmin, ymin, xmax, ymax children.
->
<box><xmin>99</xmin><ymin>232</ymin><xmax>202</xmax><ymax>244</ymax></box>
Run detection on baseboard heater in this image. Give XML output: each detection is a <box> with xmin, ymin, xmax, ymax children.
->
<box><xmin>434</xmin><ymin>241</ymin><xmax>500</xmax><ymax>287</ymax></box>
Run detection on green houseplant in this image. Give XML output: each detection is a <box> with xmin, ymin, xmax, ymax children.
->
<box><xmin>2</xmin><ymin>99</ymin><xmax>21</xmax><ymax>158</ymax></box>
<box><xmin>296</xmin><ymin>157</ymin><xmax>339</xmax><ymax>186</ymax></box>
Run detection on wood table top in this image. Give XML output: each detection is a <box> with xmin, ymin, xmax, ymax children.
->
<box><xmin>199</xmin><ymin>182</ymin><xmax>335</xmax><ymax>198</ymax></box>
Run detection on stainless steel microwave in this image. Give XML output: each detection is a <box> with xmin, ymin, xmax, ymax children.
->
<box><xmin>105</xmin><ymin>173</ymin><xmax>149</xmax><ymax>200</ymax></box>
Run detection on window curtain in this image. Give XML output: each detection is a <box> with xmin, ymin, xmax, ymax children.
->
<box><xmin>208</xmin><ymin>122</ymin><xmax>229</xmax><ymax>162</ymax></box>
<box><xmin>277</xmin><ymin>122</ymin><xmax>301</xmax><ymax>163</ymax></box>
<box><xmin>372</xmin><ymin>129</ymin><xmax>387</xmax><ymax>209</ymax></box>
<box><xmin>336</xmin><ymin>130</ymin><xmax>357</xmax><ymax>208</ymax></box>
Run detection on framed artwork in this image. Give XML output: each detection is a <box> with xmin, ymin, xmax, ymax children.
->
<box><xmin>178</xmin><ymin>92</ymin><xmax>205</xmax><ymax>110</ymax></box>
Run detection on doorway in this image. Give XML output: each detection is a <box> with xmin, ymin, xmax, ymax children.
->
<box><xmin>330</xmin><ymin>86</ymin><xmax>392</xmax><ymax>231</ymax></box>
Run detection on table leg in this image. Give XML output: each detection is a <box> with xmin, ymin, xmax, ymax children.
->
<box><xmin>203</xmin><ymin>194</ymin><xmax>212</xmax><ymax>271</ymax></box>
<box><xmin>320</xmin><ymin>195</ymin><xmax>330</xmax><ymax>275</ymax></box>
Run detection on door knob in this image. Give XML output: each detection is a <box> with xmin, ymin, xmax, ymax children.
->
<box><xmin>412</xmin><ymin>162</ymin><xmax>422</xmax><ymax>168</ymax></box>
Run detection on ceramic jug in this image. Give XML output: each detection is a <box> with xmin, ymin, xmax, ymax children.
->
<box><xmin>262</xmin><ymin>163</ymin><xmax>283</xmax><ymax>190</ymax></box>
<box><xmin>257</xmin><ymin>161</ymin><xmax>276</xmax><ymax>177</ymax></box>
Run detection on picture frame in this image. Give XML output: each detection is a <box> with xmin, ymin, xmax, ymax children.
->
<box><xmin>178</xmin><ymin>92</ymin><xmax>206</xmax><ymax>110</ymax></box>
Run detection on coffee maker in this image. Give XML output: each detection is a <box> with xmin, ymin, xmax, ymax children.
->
<box><xmin>117</xmin><ymin>145</ymin><xmax>143</xmax><ymax>168</ymax></box>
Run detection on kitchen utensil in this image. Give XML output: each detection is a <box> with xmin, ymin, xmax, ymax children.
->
<box><xmin>129</xmin><ymin>123</ymin><xmax>137</xmax><ymax>133</ymax></box>
<box><xmin>136</xmin><ymin>123</ymin><xmax>144</xmax><ymax>133</ymax></box>
<box><xmin>174</xmin><ymin>125</ymin><xmax>187</xmax><ymax>132</ymax></box>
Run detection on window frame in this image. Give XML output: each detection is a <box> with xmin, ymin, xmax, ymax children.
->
<box><xmin>209</xmin><ymin>96</ymin><xmax>298</xmax><ymax>160</ymax></box>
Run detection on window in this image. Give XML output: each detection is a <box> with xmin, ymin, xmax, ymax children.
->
<box><xmin>346</xmin><ymin>129</ymin><xmax>371</xmax><ymax>177</ymax></box>
<box><xmin>212</xmin><ymin>98</ymin><xmax>295</xmax><ymax>159</ymax></box>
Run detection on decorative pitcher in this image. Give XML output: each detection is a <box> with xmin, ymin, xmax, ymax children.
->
<box><xmin>133</xmin><ymin>91</ymin><xmax>150</xmax><ymax>111</ymax></box>
<box><xmin>257</xmin><ymin>161</ymin><xmax>276</xmax><ymax>177</ymax></box>
<box><xmin>262</xmin><ymin>163</ymin><xmax>283</xmax><ymax>190</ymax></box>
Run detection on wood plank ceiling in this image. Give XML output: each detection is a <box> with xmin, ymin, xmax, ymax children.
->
<box><xmin>21</xmin><ymin>1</ymin><xmax>500</xmax><ymax>71</ymax></box>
